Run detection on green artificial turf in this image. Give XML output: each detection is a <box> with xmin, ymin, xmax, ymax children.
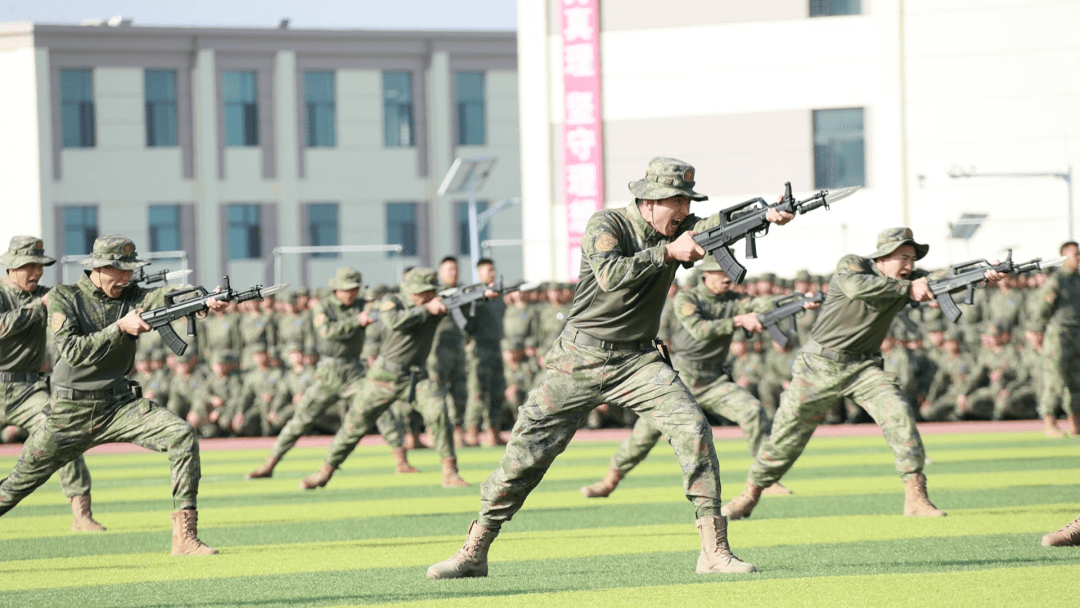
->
<box><xmin>0</xmin><ymin>431</ymin><xmax>1078</xmax><ymax>607</ymax></box>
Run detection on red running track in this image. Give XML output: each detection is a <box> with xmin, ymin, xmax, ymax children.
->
<box><xmin>0</xmin><ymin>420</ymin><xmax>1048</xmax><ymax>457</ymax></box>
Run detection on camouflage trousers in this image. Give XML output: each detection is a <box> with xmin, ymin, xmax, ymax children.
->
<box><xmin>1038</xmin><ymin>325</ymin><xmax>1080</xmax><ymax>418</ymax></box>
<box><xmin>324</xmin><ymin>364</ymin><xmax>455</xmax><ymax>467</ymax></box>
<box><xmin>749</xmin><ymin>352</ymin><xmax>926</xmax><ymax>487</ymax></box>
<box><xmin>0</xmin><ymin>393</ymin><xmax>199</xmax><ymax>514</ymax></box>
<box><xmin>270</xmin><ymin>358</ymin><xmax>402</xmax><ymax>461</ymax></box>
<box><xmin>465</xmin><ymin>347</ymin><xmax>506</xmax><ymax>430</ymax></box>
<box><xmin>428</xmin><ymin>342</ymin><xmax>468</xmax><ymax>427</ymax></box>
<box><xmin>477</xmin><ymin>335</ymin><xmax>722</xmax><ymax>531</ymax></box>
<box><xmin>610</xmin><ymin>365</ymin><xmax>768</xmax><ymax>475</ymax></box>
<box><xmin>0</xmin><ymin>381</ymin><xmax>91</xmax><ymax>498</ymax></box>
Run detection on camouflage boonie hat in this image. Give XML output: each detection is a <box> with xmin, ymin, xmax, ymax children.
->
<box><xmin>1</xmin><ymin>236</ymin><xmax>56</xmax><ymax>268</ymax></box>
<box><xmin>79</xmin><ymin>235</ymin><xmax>148</xmax><ymax>270</ymax></box>
<box><xmin>628</xmin><ymin>157</ymin><xmax>708</xmax><ymax>202</ymax></box>
<box><xmin>328</xmin><ymin>267</ymin><xmax>363</xmax><ymax>290</ymax></box>
<box><xmin>758</xmin><ymin>272</ymin><xmax>776</xmax><ymax>283</ymax></box>
<box><xmin>869</xmin><ymin>227</ymin><xmax>929</xmax><ymax>261</ymax></box>
<box><xmin>403</xmin><ymin>267</ymin><xmax>438</xmax><ymax>294</ymax></box>
<box><xmin>794</xmin><ymin>269</ymin><xmax>812</xmax><ymax>282</ymax></box>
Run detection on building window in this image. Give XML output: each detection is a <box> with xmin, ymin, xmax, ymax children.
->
<box><xmin>386</xmin><ymin>202</ymin><xmax>418</xmax><ymax>258</ymax></box>
<box><xmin>145</xmin><ymin>70</ymin><xmax>178</xmax><ymax>147</ymax></box>
<box><xmin>456</xmin><ymin>71</ymin><xmax>485</xmax><ymax>146</ymax></box>
<box><xmin>148</xmin><ymin>205</ymin><xmax>182</xmax><ymax>252</ymax></box>
<box><xmin>227</xmin><ymin>204</ymin><xmax>261</xmax><ymax>259</ymax></box>
<box><xmin>308</xmin><ymin>202</ymin><xmax>339</xmax><ymax>259</ymax></box>
<box><xmin>63</xmin><ymin>206</ymin><xmax>97</xmax><ymax>255</ymax></box>
<box><xmin>813</xmin><ymin>108</ymin><xmax>865</xmax><ymax>189</ymax></box>
<box><xmin>223</xmin><ymin>70</ymin><xmax>259</xmax><ymax>146</ymax></box>
<box><xmin>60</xmin><ymin>69</ymin><xmax>95</xmax><ymax>148</ymax></box>
<box><xmin>305</xmin><ymin>71</ymin><xmax>336</xmax><ymax>148</ymax></box>
<box><xmin>810</xmin><ymin>0</ymin><xmax>861</xmax><ymax>16</ymax></box>
<box><xmin>456</xmin><ymin>200</ymin><xmax>490</xmax><ymax>256</ymax></box>
<box><xmin>383</xmin><ymin>71</ymin><xmax>414</xmax><ymax>147</ymax></box>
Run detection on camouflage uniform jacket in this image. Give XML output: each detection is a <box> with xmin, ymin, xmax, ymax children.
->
<box><xmin>312</xmin><ymin>296</ymin><xmax>368</xmax><ymax>359</ymax></box>
<box><xmin>567</xmin><ymin>201</ymin><xmax>722</xmax><ymax>342</ymax></box>
<box><xmin>810</xmin><ymin>255</ymin><xmax>927</xmax><ymax>355</ymax></box>
<box><xmin>240</xmin><ymin>312</ymin><xmax>277</xmax><ymax>357</ymax></box>
<box><xmin>670</xmin><ymin>284</ymin><xmax>773</xmax><ymax>367</ymax></box>
<box><xmin>927</xmin><ymin>352</ymin><xmax>977</xmax><ymax>402</ymax></box>
<box><xmin>277</xmin><ymin>310</ymin><xmax>314</xmax><ymax>356</ymax></box>
<box><xmin>374</xmin><ymin>293</ymin><xmax>442</xmax><ymax>370</ymax></box>
<box><xmin>0</xmin><ymin>279</ymin><xmax>49</xmax><ymax>372</ymax></box>
<box><xmin>1034</xmin><ymin>266</ymin><xmax>1080</xmax><ymax>328</ymax></box>
<box><xmin>467</xmin><ymin>292</ymin><xmax>505</xmax><ymax>355</ymax></box>
<box><xmin>203</xmin><ymin>314</ymin><xmax>242</xmax><ymax>353</ymax></box>
<box><xmin>502</xmin><ymin>303</ymin><xmax>539</xmax><ymax>349</ymax></box>
<box><xmin>536</xmin><ymin>302</ymin><xmax>570</xmax><ymax>353</ymax></box>
<box><xmin>49</xmin><ymin>273</ymin><xmax>174</xmax><ymax>391</ymax></box>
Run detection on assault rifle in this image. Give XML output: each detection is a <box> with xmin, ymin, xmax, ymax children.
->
<box><xmin>757</xmin><ymin>291</ymin><xmax>825</xmax><ymax>349</ymax></box>
<box><xmin>910</xmin><ymin>250</ymin><xmax>1064</xmax><ymax>323</ymax></box>
<box><xmin>131</xmin><ymin>267</ymin><xmax>192</xmax><ymax>286</ymax></box>
<box><xmin>140</xmin><ymin>276</ymin><xmax>288</xmax><ymax>356</ymax></box>
<box><xmin>686</xmin><ymin>182</ymin><xmax>859</xmax><ymax>283</ymax></box>
<box><xmin>440</xmin><ymin>277</ymin><xmax>524</xmax><ymax>331</ymax></box>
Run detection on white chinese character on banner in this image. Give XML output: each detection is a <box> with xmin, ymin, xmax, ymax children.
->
<box><xmin>567</xmin><ymin>200</ymin><xmax>596</xmax><ymax>233</ymax></box>
<box><xmin>563</xmin><ymin>43</ymin><xmax>595</xmax><ymax>78</ymax></box>
<box><xmin>565</xmin><ymin>127</ymin><xmax>596</xmax><ymax>162</ymax></box>
<box><xmin>565</xmin><ymin>91</ymin><xmax>595</xmax><ymax>126</ymax></box>
<box><xmin>563</xmin><ymin>0</ymin><xmax>588</xmax><ymax>7</ymax></box>
<box><xmin>563</xmin><ymin>7</ymin><xmax>593</xmax><ymax>42</ymax></box>
<box><xmin>566</xmin><ymin>163</ymin><xmax>598</xmax><ymax>197</ymax></box>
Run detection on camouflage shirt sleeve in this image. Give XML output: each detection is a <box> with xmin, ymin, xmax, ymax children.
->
<box><xmin>50</xmin><ymin>287</ymin><xmax>125</xmax><ymax>368</ymax></box>
<box><xmin>381</xmin><ymin>295</ymin><xmax>431</xmax><ymax>331</ymax></box>
<box><xmin>834</xmin><ymin>255</ymin><xmax>912</xmax><ymax>302</ymax></box>
<box><xmin>313</xmin><ymin>299</ymin><xmax>361</xmax><ymax>341</ymax></box>
<box><xmin>1032</xmin><ymin>275</ymin><xmax>1059</xmax><ymax>322</ymax></box>
<box><xmin>582</xmin><ymin>211</ymin><xmax>668</xmax><ymax>293</ymax></box>
<box><xmin>0</xmin><ymin>290</ymin><xmax>46</xmax><ymax>339</ymax></box>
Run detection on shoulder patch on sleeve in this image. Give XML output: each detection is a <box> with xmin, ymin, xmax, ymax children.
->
<box><xmin>51</xmin><ymin>312</ymin><xmax>66</xmax><ymax>333</ymax></box>
<box><xmin>679</xmin><ymin>302</ymin><xmax>696</xmax><ymax>317</ymax></box>
<box><xmin>380</xmin><ymin>299</ymin><xmax>396</xmax><ymax>312</ymax></box>
<box><xmin>594</xmin><ymin>233</ymin><xmax>618</xmax><ymax>253</ymax></box>
<box><xmin>313</xmin><ymin>313</ymin><xmax>327</xmax><ymax>327</ymax></box>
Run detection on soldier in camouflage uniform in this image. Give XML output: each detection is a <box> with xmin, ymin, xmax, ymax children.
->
<box><xmin>995</xmin><ymin>321</ymin><xmax>1044</xmax><ymax>420</ymax></box>
<box><xmin>247</xmin><ymin>268</ymin><xmax>410</xmax><ymax>479</ymax></box>
<box><xmin>428</xmin><ymin>257</ymin><xmax>469</xmax><ymax>446</ymax></box>
<box><xmin>189</xmin><ymin>351</ymin><xmax>243</xmax><ymax>437</ymax></box>
<box><xmin>0</xmin><ymin>236</ymin><xmax>99</xmax><ymax>531</ymax></box>
<box><xmin>536</xmin><ymin>282</ymin><xmax>571</xmax><ymax>362</ymax></box>
<box><xmin>722</xmin><ymin>228</ymin><xmax>1005</xmax><ymax>521</ymax></box>
<box><xmin>921</xmin><ymin>328</ymin><xmax>976</xmax><ymax>421</ymax></box>
<box><xmin>169</xmin><ymin>351</ymin><xmax>204</xmax><ymax>422</ymax></box>
<box><xmin>239</xmin><ymin>299</ymin><xmax>277</xmax><ymax>370</ymax></box>
<box><xmin>579</xmin><ymin>254</ymin><xmax>816</xmax><ymax>499</ymax></box>
<box><xmin>958</xmin><ymin>322</ymin><xmax>1018</xmax><ymax>420</ymax></box>
<box><xmin>428</xmin><ymin>157</ymin><xmax>795</xmax><ymax>579</ymax></box>
<box><xmin>463</xmin><ymin>258</ymin><xmax>508</xmax><ymax>447</ymax></box>
<box><xmin>299</xmin><ymin>268</ymin><xmax>470</xmax><ymax>490</ymax></box>
<box><xmin>1034</xmin><ymin>241</ymin><xmax>1080</xmax><ymax>437</ymax></box>
<box><xmin>0</xmin><ymin>236</ymin><xmax>219</xmax><ymax>554</ymax></box>
<box><xmin>276</xmin><ymin>293</ymin><xmax>314</xmax><ymax>358</ymax></box>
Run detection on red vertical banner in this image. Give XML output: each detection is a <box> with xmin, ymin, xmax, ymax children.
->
<box><xmin>560</xmin><ymin>0</ymin><xmax>603</xmax><ymax>280</ymax></box>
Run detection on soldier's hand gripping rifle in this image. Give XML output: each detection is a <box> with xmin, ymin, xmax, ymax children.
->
<box><xmin>756</xmin><ymin>291</ymin><xmax>825</xmax><ymax>349</ymax></box>
<box><xmin>140</xmin><ymin>276</ymin><xmax>288</xmax><ymax>356</ymax></box>
<box><xmin>910</xmin><ymin>250</ymin><xmax>1065</xmax><ymax>323</ymax></box>
<box><xmin>440</xmin><ymin>277</ymin><xmax>525</xmax><ymax>331</ymax></box>
<box><xmin>685</xmin><ymin>182</ymin><xmax>859</xmax><ymax>283</ymax></box>
<box><xmin>131</xmin><ymin>266</ymin><xmax>193</xmax><ymax>286</ymax></box>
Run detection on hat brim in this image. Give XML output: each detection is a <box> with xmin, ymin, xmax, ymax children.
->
<box><xmin>404</xmin><ymin>283</ymin><xmax>437</xmax><ymax>294</ymax></box>
<box><xmin>79</xmin><ymin>257</ymin><xmax>149</xmax><ymax>270</ymax></box>
<box><xmin>628</xmin><ymin>179</ymin><xmax>708</xmax><ymax>202</ymax></box>
<box><xmin>870</xmin><ymin>239</ymin><xmax>929</xmax><ymax>261</ymax></box>
<box><xmin>1</xmin><ymin>253</ymin><xmax>56</xmax><ymax>268</ymax></box>
<box><xmin>328</xmin><ymin>280</ymin><xmax>362</xmax><ymax>290</ymax></box>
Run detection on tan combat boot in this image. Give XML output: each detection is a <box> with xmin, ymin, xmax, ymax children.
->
<box><xmin>761</xmin><ymin>482</ymin><xmax>793</xmax><ymax>496</ymax></box>
<box><xmin>1067</xmin><ymin>413</ymin><xmax>1080</xmax><ymax>436</ymax></box>
<box><xmin>246</xmin><ymin>455</ymin><xmax>279</xmax><ymax>479</ymax></box>
<box><xmin>463</xmin><ymin>426</ymin><xmax>480</xmax><ymax>447</ymax></box>
<box><xmin>441</xmin><ymin>457</ymin><xmax>469</xmax><ymax>488</ymax></box>
<box><xmin>70</xmin><ymin>495</ymin><xmax>106</xmax><ymax>532</ymax></box>
<box><xmin>1044</xmin><ymin>415</ymin><xmax>1065</xmax><ymax>438</ymax></box>
<box><xmin>1042</xmin><ymin>515</ymin><xmax>1080</xmax><ymax>547</ymax></box>
<box><xmin>392</xmin><ymin>447</ymin><xmax>420</xmax><ymax>474</ymax></box>
<box><xmin>695</xmin><ymin>515</ymin><xmax>757</xmax><ymax>574</ymax></box>
<box><xmin>170</xmin><ymin>509</ymin><xmax>218</xmax><ymax>555</ymax></box>
<box><xmin>580</xmin><ymin>467</ymin><xmax>624</xmax><ymax>498</ymax></box>
<box><xmin>483</xmin><ymin>427</ymin><xmax>506</xmax><ymax>447</ymax></box>
<box><xmin>299</xmin><ymin>462</ymin><xmax>336</xmax><ymax>490</ymax></box>
<box><xmin>426</xmin><ymin>520</ymin><xmax>499</xmax><ymax>579</ymax></box>
<box><xmin>903</xmin><ymin>472</ymin><xmax>947</xmax><ymax>517</ymax></box>
<box><xmin>721</xmin><ymin>480</ymin><xmax>765</xmax><ymax>520</ymax></box>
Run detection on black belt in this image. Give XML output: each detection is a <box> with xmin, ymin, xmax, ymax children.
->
<box><xmin>802</xmin><ymin>340</ymin><xmax>881</xmax><ymax>364</ymax></box>
<box><xmin>53</xmin><ymin>384</ymin><xmax>133</xmax><ymax>401</ymax></box>
<box><xmin>0</xmin><ymin>371</ymin><xmax>41</xmax><ymax>383</ymax></box>
<box><xmin>566</xmin><ymin>328</ymin><xmax>654</xmax><ymax>352</ymax></box>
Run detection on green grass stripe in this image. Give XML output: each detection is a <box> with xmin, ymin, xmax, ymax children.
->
<box><xmin>0</xmin><ymin>502</ymin><xmax>1073</xmax><ymax>592</ymax></box>
<box><xmin>363</xmin><ymin>564</ymin><xmax>1080</xmax><ymax>608</ymax></box>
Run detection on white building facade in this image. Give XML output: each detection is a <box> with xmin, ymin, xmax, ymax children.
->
<box><xmin>0</xmin><ymin>23</ymin><xmax>522</xmax><ymax>288</ymax></box>
<box><xmin>517</xmin><ymin>0</ymin><xmax>1080</xmax><ymax>279</ymax></box>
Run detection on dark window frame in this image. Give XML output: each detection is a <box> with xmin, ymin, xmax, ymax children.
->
<box><xmin>223</xmin><ymin>70</ymin><xmax>259</xmax><ymax>147</ymax></box>
<box><xmin>455</xmin><ymin>200</ymin><xmax>490</xmax><ymax>256</ymax></box>
<box><xmin>145</xmin><ymin>69</ymin><xmax>179</xmax><ymax>147</ymax></box>
<box><xmin>60</xmin><ymin>69</ymin><xmax>95</xmax><ymax>148</ymax></box>
<box><xmin>810</xmin><ymin>0</ymin><xmax>861</xmax><ymax>17</ymax></box>
<box><xmin>386</xmin><ymin>202</ymin><xmax>419</xmax><ymax>258</ymax></box>
<box><xmin>307</xmin><ymin>202</ymin><xmax>340</xmax><ymax>259</ymax></box>
<box><xmin>455</xmin><ymin>71</ymin><xmax>486</xmax><ymax>146</ymax></box>
<box><xmin>226</xmin><ymin>203</ymin><xmax>262</xmax><ymax>260</ymax></box>
<box><xmin>304</xmin><ymin>71</ymin><xmax>336</xmax><ymax>148</ymax></box>
<box><xmin>148</xmin><ymin>204</ymin><xmax>182</xmax><ymax>252</ymax></box>
<box><xmin>383</xmin><ymin>71</ymin><xmax>415</xmax><ymax>147</ymax></box>
<box><xmin>813</xmin><ymin>107</ymin><xmax>866</xmax><ymax>189</ymax></box>
<box><xmin>63</xmin><ymin>206</ymin><xmax>98</xmax><ymax>256</ymax></box>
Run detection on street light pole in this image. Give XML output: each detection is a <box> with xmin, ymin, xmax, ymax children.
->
<box><xmin>947</xmin><ymin>166</ymin><xmax>1073</xmax><ymax>240</ymax></box>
